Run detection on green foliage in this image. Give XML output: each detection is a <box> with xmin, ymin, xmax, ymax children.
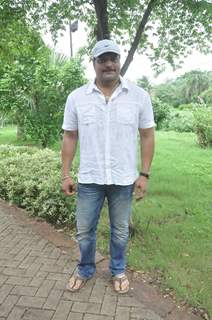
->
<box><xmin>153</xmin><ymin>70</ymin><xmax>212</xmax><ymax>107</ymax></box>
<box><xmin>180</xmin><ymin>70</ymin><xmax>211</xmax><ymax>104</ymax></box>
<box><xmin>1</xmin><ymin>1</ymin><xmax>212</xmax><ymax>74</ymax></box>
<box><xmin>0</xmin><ymin>48</ymin><xmax>86</xmax><ymax>147</ymax></box>
<box><xmin>161</xmin><ymin>109</ymin><xmax>194</xmax><ymax>133</ymax></box>
<box><xmin>201</xmin><ymin>87</ymin><xmax>212</xmax><ymax>106</ymax></box>
<box><xmin>178</xmin><ymin>103</ymin><xmax>198</xmax><ymax>111</ymax></box>
<box><xmin>23</xmin><ymin>56</ymin><xmax>86</xmax><ymax>147</ymax></box>
<box><xmin>152</xmin><ymin>97</ymin><xmax>170</xmax><ymax>129</ymax></box>
<box><xmin>0</xmin><ymin>145</ymin><xmax>77</xmax><ymax>225</ymax></box>
<box><xmin>193</xmin><ymin>107</ymin><xmax>212</xmax><ymax>148</ymax></box>
<box><xmin>137</xmin><ymin>76</ymin><xmax>152</xmax><ymax>92</ymax></box>
<box><xmin>153</xmin><ymin>81</ymin><xmax>181</xmax><ymax>107</ymax></box>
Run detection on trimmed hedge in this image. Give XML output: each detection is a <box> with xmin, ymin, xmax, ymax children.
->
<box><xmin>0</xmin><ymin>145</ymin><xmax>77</xmax><ymax>225</ymax></box>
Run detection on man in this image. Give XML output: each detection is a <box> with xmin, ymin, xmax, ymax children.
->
<box><xmin>61</xmin><ymin>39</ymin><xmax>155</xmax><ymax>294</ymax></box>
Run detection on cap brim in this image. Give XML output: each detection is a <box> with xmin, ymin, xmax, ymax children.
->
<box><xmin>93</xmin><ymin>49</ymin><xmax>120</xmax><ymax>58</ymax></box>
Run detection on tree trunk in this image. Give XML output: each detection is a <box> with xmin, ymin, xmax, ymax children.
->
<box><xmin>93</xmin><ymin>0</ymin><xmax>110</xmax><ymax>40</ymax></box>
<box><xmin>121</xmin><ymin>0</ymin><xmax>157</xmax><ymax>76</ymax></box>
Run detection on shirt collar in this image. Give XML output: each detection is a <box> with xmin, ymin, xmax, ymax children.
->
<box><xmin>86</xmin><ymin>76</ymin><xmax>129</xmax><ymax>94</ymax></box>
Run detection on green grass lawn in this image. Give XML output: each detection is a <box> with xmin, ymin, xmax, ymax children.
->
<box><xmin>1</xmin><ymin>126</ymin><xmax>212</xmax><ymax>316</ymax></box>
<box><xmin>0</xmin><ymin>126</ymin><xmax>19</xmax><ymax>145</ymax></box>
<box><xmin>0</xmin><ymin>126</ymin><xmax>39</xmax><ymax>147</ymax></box>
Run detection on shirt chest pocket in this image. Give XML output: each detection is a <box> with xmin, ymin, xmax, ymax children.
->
<box><xmin>118</xmin><ymin>111</ymin><xmax>133</xmax><ymax>125</ymax></box>
<box><xmin>82</xmin><ymin>112</ymin><xmax>96</xmax><ymax>125</ymax></box>
<box><xmin>116</xmin><ymin>108</ymin><xmax>135</xmax><ymax>126</ymax></box>
<box><xmin>78</xmin><ymin>105</ymin><xmax>96</xmax><ymax>125</ymax></box>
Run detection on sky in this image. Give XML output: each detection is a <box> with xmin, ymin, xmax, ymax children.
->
<box><xmin>42</xmin><ymin>22</ymin><xmax>212</xmax><ymax>85</ymax></box>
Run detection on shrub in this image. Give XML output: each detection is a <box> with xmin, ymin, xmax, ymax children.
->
<box><xmin>178</xmin><ymin>103</ymin><xmax>201</xmax><ymax>111</ymax></box>
<box><xmin>152</xmin><ymin>97</ymin><xmax>170</xmax><ymax>130</ymax></box>
<box><xmin>161</xmin><ymin>109</ymin><xmax>194</xmax><ymax>132</ymax></box>
<box><xmin>0</xmin><ymin>145</ymin><xmax>77</xmax><ymax>225</ymax></box>
<box><xmin>200</xmin><ymin>87</ymin><xmax>212</xmax><ymax>106</ymax></box>
<box><xmin>23</xmin><ymin>58</ymin><xmax>86</xmax><ymax>147</ymax></box>
<box><xmin>193</xmin><ymin>107</ymin><xmax>212</xmax><ymax>148</ymax></box>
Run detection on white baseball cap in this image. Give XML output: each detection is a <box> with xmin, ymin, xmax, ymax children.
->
<box><xmin>92</xmin><ymin>39</ymin><xmax>120</xmax><ymax>58</ymax></box>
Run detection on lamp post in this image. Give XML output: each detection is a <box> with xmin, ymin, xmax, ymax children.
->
<box><xmin>69</xmin><ymin>21</ymin><xmax>78</xmax><ymax>57</ymax></box>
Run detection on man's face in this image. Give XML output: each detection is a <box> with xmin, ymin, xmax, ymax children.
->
<box><xmin>93</xmin><ymin>52</ymin><xmax>121</xmax><ymax>84</ymax></box>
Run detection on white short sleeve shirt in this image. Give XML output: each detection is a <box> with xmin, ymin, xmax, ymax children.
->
<box><xmin>62</xmin><ymin>77</ymin><xmax>155</xmax><ymax>185</ymax></box>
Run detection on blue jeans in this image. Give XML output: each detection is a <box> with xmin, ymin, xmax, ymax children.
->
<box><xmin>76</xmin><ymin>183</ymin><xmax>134</xmax><ymax>279</ymax></box>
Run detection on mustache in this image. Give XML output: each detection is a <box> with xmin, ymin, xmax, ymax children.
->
<box><xmin>102</xmin><ymin>68</ymin><xmax>116</xmax><ymax>72</ymax></box>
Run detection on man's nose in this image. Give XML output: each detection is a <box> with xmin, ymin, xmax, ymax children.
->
<box><xmin>104</xmin><ymin>59</ymin><xmax>113</xmax><ymax>66</ymax></box>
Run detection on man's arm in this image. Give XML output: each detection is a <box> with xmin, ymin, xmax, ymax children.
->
<box><xmin>61</xmin><ymin>130</ymin><xmax>78</xmax><ymax>196</ymax></box>
<box><xmin>134</xmin><ymin>127</ymin><xmax>155</xmax><ymax>200</ymax></box>
<box><xmin>139</xmin><ymin>127</ymin><xmax>155</xmax><ymax>173</ymax></box>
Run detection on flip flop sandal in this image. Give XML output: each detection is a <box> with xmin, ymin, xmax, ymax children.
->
<box><xmin>66</xmin><ymin>273</ymin><xmax>88</xmax><ymax>292</ymax></box>
<box><xmin>112</xmin><ymin>274</ymin><xmax>129</xmax><ymax>294</ymax></box>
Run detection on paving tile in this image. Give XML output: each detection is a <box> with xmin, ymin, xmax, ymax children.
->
<box><xmin>43</xmin><ymin>290</ymin><xmax>63</xmax><ymax>310</ymax></box>
<box><xmin>101</xmin><ymin>294</ymin><xmax>117</xmax><ymax>316</ymax></box>
<box><xmin>17</xmin><ymin>296</ymin><xmax>45</xmax><ymax>308</ymax></box>
<box><xmin>46</xmin><ymin>273</ymin><xmax>69</xmax><ymax>281</ymax></box>
<box><xmin>21</xmin><ymin>308</ymin><xmax>54</xmax><ymax>320</ymax></box>
<box><xmin>19</xmin><ymin>256</ymin><xmax>36</xmax><ymax>269</ymax></box>
<box><xmin>118</xmin><ymin>296</ymin><xmax>141</xmax><ymax>307</ymax></box>
<box><xmin>0</xmin><ymin>260</ymin><xmax>20</xmax><ymax>268</ymax></box>
<box><xmin>11</xmin><ymin>286</ymin><xmax>37</xmax><ymax>296</ymax></box>
<box><xmin>84</xmin><ymin>314</ymin><xmax>114</xmax><ymax>320</ymax></box>
<box><xmin>25</xmin><ymin>262</ymin><xmax>42</xmax><ymax>277</ymax></box>
<box><xmin>3</xmin><ymin>267</ymin><xmax>27</xmax><ymax>277</ymax></box>
<box><xmin>0</xmin><ymin>295</ymin><xmax>19</xmax><ymax>317</ymax></box>
<box><xmin>35</xmin><ymin>279</ymin><xmax>55</xmax><ymax>298</ymax></box>
<box><xmin>0</xmin><ymin>284</ymin><xmax>13</xmax><ymax>304</ymax></box>
<box><xmin>29</xmin><ymin>277</ymin><xmax>46</xmax><ymax>287</ymax></box>
<box><xmin>63</xmin><ymin>284</ymin><xmax>93</xmax><ymax>302</ymax></box>
<box><xmin>40</xmin><ymin>264</ymin><xmax>64</xmax><ymax>273</ymax></box>
<box><xmin>6</xmin><ymin>276</ymin><xmax>31</xmax><ymax>286</ymax></box>
<box><xmin>0</xmin><ymin>275</ymin><xmax>8</xmax><ymax>286</ymax></box>
<box><xmin>7</xmin><ymin>306</ymin><xmax>26</xmax><ymax>320</ymax></box>
<box><xmin>72</xmin><ymin>301</ymin><xmax>101</xmax><ymax>314</ymax></box>
<box><xmin>14</xmin><ymin>247</ymin><xmax>31</xmax><ymax>262</ymax></box>
<box><xmin>54</xmin><ymin>279</ymin><xmax>67</xmax><ymax>290</ymax></box>
<box><xmin>35</xmin><ymin>271</ymin><xmax>48</xmax><ymax>278</ymax></box>
<box><xmin>115</xmin><ymin>306</ymin><xmax>130</xmax><ymax>320</ymax></box>
<box><xmin>67</xmin><ymin>312</ymin><xmax>84</xmax><ymax>320</ymax></box>
<box><xmin>89</xmin><ymin>281</ymin><xmax>106</xmax><ymax>303</ymax></box>
<box><xmin>51</xmin><ymin>300</ymin><xmax>72</xmax><ymax>320</ymax></box>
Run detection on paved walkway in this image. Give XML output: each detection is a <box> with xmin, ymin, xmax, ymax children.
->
<box><xmin>0</xmin><ymin>200</ymin><xmax>202</xmax><ymax>320</ymax></box>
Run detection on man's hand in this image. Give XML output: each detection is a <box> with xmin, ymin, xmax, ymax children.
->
<box><xmin>62</xmin><ymin>176</ymin><xmax>77</xmax><ymax>196</ymax></box>
<box><xmin>134</xmin><ymin>176</ymin><xmax>148</xmax><ymax>201</ymax></box>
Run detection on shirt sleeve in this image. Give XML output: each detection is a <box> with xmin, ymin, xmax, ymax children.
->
<box><xmin>138</xmin><ymin>92</ymin><xmax>156</xmax><ymax>129</ymax></box>
<box><xmin>62</xmin><ymin>94</ymin><xmax>78</xmax><ymax>131</ymax></box>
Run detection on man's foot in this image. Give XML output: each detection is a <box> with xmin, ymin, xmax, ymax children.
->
<box><xmin>112</xmin><ymin>274</ymin><xmax>129</xmax><ymax>294</ymax></box>
<box><xmin>66</xmin><ymin>273</ymin><xmax>88</xmax><ymax>292</ymax></box>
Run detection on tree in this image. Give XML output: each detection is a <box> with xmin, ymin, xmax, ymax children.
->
<box><xmin>201</xmin><ymin>87</ymin><xmax>212</xmax><ymax>106</ymax></box>
<box><xmin>153</xmin><ymin>70</ymin><xmax>212</xmax><ymax>107</ymax></box>
<box><xmin>23</xmin><ymin>53</ymin><xmax>86</xmax><ymax>147</ymax></box>
<box><xmin>181</xmin><ymin>70</ymin><xmax>211</xmax><ymax>104</ymax></box>
<box><xmin>0</xmin><ymin>15</ymin><xmax>47</xmax><ymax>138</ymax></box>
<box><xmin>0</xmin><ymin>47</ymin><xmax>86</xmax><ymax>146</ymax></box>
<box><xmin>1</xmin><ymin>1</ymin><xmax>211</xmax><ymax>75</ymax></box>
<box><xmin>137</xmin><ymin>76</ymin><xmax>152</xmax><ymax>92</ymax></box>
